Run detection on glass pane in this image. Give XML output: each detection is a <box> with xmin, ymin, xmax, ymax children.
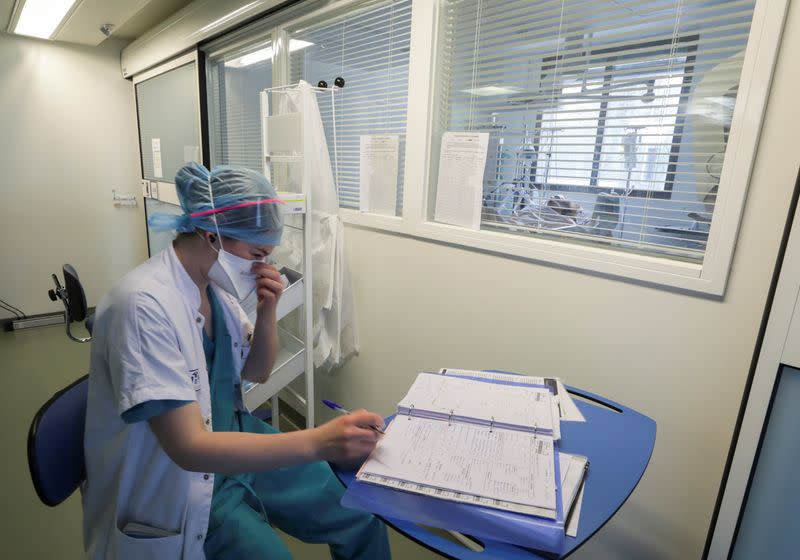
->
<box><xmin>136</xmin><ymin>62</ymin><xmax>200</xmax><ymax>182</ymax></box>
<box><xmin>537</xmin><ymin>80</ymin><xmax>602</xmax><ymax>188</ymax></box>
<box><xmin>289</xmin><ymin>0</ymin><xmax>412</xmax><ymax>212</ymax></box>
<box><xmin>206</xmin><ymin>40</ymin><xmax>273</xmax><ymax>172</ymax></box>
<box><xmin>597</xmin><ymin>60</ymin><xmax>686</xmax><ymax>192</ymax></box>
<box><xmin>144</xmin><ymin>197</ymin><xmax>182</xmax><ymax>257</ymax></box>
<box><xmin>439</xmin><ymin>0</ymin><xmax>756</xmax><ymax>262</ymax></box>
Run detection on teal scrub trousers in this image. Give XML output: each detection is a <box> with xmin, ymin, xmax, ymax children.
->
<box><xmin>202</xmin><ymin>289</ymin><xmax>390</xmax><ymax>560</ymax></box>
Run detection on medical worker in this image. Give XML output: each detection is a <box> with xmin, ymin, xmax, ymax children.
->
<box><xmin>82</xmin><ymin>162</ymin><xmax>390</xmax><ymax>559</ymax></box>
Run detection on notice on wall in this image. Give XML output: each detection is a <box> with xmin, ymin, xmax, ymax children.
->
<box><xmin>152</xmin><ymin>138</ymin><xmax>163</xmax><ymax>178</ymax></box>
<box><xmin>360</xmin><ymin>135</ymin><xmax>400</xmax><ymax>215</ymax></box>
<box><xmin>434</xmin><ymin>132</ymin><xmax>489</xmax><ymax>229</ymax></box>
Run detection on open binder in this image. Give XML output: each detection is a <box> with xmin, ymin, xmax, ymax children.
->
<box><xmin>395</xmin><ymin>371</ymin><xmax>561</xmax><ymax>438</ymax></box>
<box><xmin>344</xmin><ymin>371</ymin><xmax>582</xmax><ymax>551</ymax></box>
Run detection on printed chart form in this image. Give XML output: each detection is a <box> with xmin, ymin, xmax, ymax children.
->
<box><xmin>360</xmin><ymin>135</ymin><xmax>400</xmax><ymax>215</ymax></box>
<box><xmin>434</xmin><ymin>132</ymin><xmax>490</xmax><ymax>229</ymax></box>
<box><xmin>359</xmin><ymin>416</ymin><xmax>556</xmax><ymax>511</ymax></box>
<box><xmin>398</xmin><ymin>373</ymin><xmax>555</xmax><ymax>433</ymax></box>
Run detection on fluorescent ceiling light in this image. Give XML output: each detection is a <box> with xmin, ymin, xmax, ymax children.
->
<box><xmin>225</xmin><ymin>40</ymin><xmax>314</xmax><ymax>69</ymax></box>
<box><xmin>14</xmin><ymin>0</ymin><xmax>78</xmax><ymax>39</ymax></box>
<box><xmin>461</xmin><ymin>86</ymin><xmax>522</xmax><ymax>97</ymax></box>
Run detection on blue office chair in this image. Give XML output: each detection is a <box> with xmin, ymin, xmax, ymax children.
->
<box><xmin>27</xmin><ymin>375</ymin><xmax>89</xmax><ymax>506</ymax></box>
<box><xmin>26</xmin><ymin>374</ymin><xmax>272</xmax><ymax>508</ymax></box>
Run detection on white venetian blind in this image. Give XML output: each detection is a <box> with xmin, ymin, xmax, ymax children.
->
<box><xmin>206</xmin><ymin>40</ymin><xmax>274</xmax><ymax>172</ymax></box>
<box><xmin>439</xmin><ymin>0</ymin><xmax>755</xmax><ymax>262</ymax></box>
<box><xmin>289</xmin><ymin>0</ymin><xmax>412</xmax><ymax>211</ymax></box>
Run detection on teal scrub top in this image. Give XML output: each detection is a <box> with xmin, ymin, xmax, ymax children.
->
<box><xmin>203</xmin><ymin>288</ymin><xmax>261</xmax><ymax>522</ymax></box>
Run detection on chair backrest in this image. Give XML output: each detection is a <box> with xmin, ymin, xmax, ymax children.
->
<box><xmin>28</xmin><ymin>375</ymin><xmax>89</xmax><ymax>506</ymax></box>
<box><xmin>62</xmin><ymin>264</ymin><xmax>88</xmax><ymax>322</ymax></box>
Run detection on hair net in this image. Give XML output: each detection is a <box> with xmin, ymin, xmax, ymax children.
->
<box><xmin>148</xmin><ymin>162</ymin><xmax>283</xmax><ymax>246</ymax></box>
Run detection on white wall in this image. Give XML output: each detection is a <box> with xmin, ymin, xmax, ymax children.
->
<box><xmin>0</xmin><ymin>33</ymin><xmax>146</xmax><ymax>320</ymax></box>
<box><xmin>316</xmin><ymin>2</ymin><xmax>800</xmax><ymax>559</ymax></box>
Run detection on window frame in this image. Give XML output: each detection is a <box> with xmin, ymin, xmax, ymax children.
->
<box><xmin>338</xmin><ymin>0</ymin><xmax>790</xmax><ymax>296</ymax></box>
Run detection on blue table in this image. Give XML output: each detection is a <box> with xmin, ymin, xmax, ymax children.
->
<box><xmin>333</xmin><ymin>385</ymin><xmax>656</xmax><ymax>559</ymax></box>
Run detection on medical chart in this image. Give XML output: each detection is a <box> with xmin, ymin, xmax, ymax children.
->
<box><xmin>358</xmin><ymin>416</ymin><xmax>557</xmax><ymax>516</ymax></box>
<box><xmin>398</xmin><ymin>373</ymin><xmax>557</xmax><ymax>435</ymax></box>
<box><xmin>434</xmin><ymin>132</ymin><xmax>489</xmax><ymax>229</ymax></box>
<box><xmin>440</xmin><ymin>368</ymin><xmax>586</xmax><ymax>423</ymax></box>
<box><xmin>360</xmin><ymin>135</ymin><xmax>400</xmax><ymax>215</ymax></box>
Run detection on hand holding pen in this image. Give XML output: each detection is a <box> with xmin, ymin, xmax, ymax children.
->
<box><xmin>322</xmin><ymin>400</ymin><xmax>386</xmax><ymax>434</ymax></box>
<box><xmin>311</xmin><ymin>401</ymin><xmax>386</xmax><ymax>470</ymax></box>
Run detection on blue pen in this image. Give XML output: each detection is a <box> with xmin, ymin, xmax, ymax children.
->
<box><xmin>322</xmin><ymin>399</ymin><xmax>386</xmax><ymax>435</ymax></box>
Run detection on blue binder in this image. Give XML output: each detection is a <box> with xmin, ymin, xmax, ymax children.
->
<box><xmin>341</xmin><ymin>373</ymin><xmax>567</xmax><ymax>552</ymax></box>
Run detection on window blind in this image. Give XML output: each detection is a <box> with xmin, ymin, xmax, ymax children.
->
<box><xmin>289</xmin><ymin>0</ymin><xmax>412</xmax><ymax>211</ymax></box>
<box><xmin>206</xmin><ymin>40</ymin><xmax>274</xmax><ymax>172</ymax></box>
<box><xmin>440</xmin><ymin>0</ymin><xmax>755</xmax><ymax>262</ymax></box>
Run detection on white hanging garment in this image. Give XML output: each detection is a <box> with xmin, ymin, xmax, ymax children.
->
<box><xmin>275</xmin><ymin>81</ymin><xmax>359</xmax><ymax>370</ymax></box>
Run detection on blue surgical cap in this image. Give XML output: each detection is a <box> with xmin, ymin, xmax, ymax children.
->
<box><xmin>148</xmin><ymin>162</ymin><xmax>283</xmax><ymax>246</ymax></box>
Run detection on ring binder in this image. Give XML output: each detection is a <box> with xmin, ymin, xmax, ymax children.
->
<box><xmin>355</xmin><ymin>371</ymin><xmax>564</xmax><ymax>530</ymax></box>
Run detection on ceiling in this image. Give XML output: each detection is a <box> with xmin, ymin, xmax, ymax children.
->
<box><xmin>1</xmin><ymin>0</ymin><xmax>195</xmax><ymax>46</ymax></box>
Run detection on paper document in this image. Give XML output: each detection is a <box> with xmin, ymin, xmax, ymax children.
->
<box><xmin>440</xmin><ymin>368</ymin><xmax>548</xmax><ymax>386</ymax></box>
<box><xmin>434</xmin><ymin>132</ymin><xmax>489</xmax><ymax>229</ymax></box>
<box><xmin>556</xmin><ymin>378</ymin><xmax>586</xmax><ymax>422</ymax></box>
<box><xmin>566</xmin><ymin>484</ymin><xmax>584</xmax><ymax>537</ymax></box>
<box><xmin>440</xmin><ymin>368</ymin><xmax>586</xmax><ymax>423</ymax></box>
<box><xmin>152</xmin><ymin>138</ymin><xmax>163</xmax><ymax>178</ymax></box>
<box><xmin>400</xmin><ymin>373</ymin><xmax>556</xmax><ymax>435</ymax></box>
<box><xmin>358</xmin><ymin>417</ymin><xmax>557</xmax><ymax>515</ymax></box>
<box><xmin>558</xmin><ymin>452</ymin><xmax>588</xmax><ymax>537</ymax></box>
<box><xmin>360</xmin><ymin>135</ymin><xmax>399</xmax><ymax>215</ymax></box>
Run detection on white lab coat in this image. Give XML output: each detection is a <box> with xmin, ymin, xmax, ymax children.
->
<box><xmin>275</xmin><ymin>80</ymin><xmax>359</xmax><ymax>370</ymax></box>
<box><xmin>82</xmin><ymin>245</ymin><xmax>253</xmax><ymax>560</ymax></box>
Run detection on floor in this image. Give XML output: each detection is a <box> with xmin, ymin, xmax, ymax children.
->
<box><xmin>1</xmin><ymin>323</ymin><xmax>441</xmax><ymax>559</ymax></box>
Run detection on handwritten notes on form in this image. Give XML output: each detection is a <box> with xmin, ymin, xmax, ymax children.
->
<box><xmin>398</xmin><ymin>373</ymin><xmax>557</xmax><ymax>435</ymax></box>
<box><xmin>358</xmin><ymin>417</ymin><xmax>557</xmax><ymax>516</ymax></box>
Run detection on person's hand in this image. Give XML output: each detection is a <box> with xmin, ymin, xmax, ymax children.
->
<box><xmin>310</xmin><ymin>410</ymin><xmax>385</xmax><ymax>470</ymax></box>
<box><xmin>251</xmin><ymin>261</ymin><xmax>283</xmax><ymax>318</ymax></box>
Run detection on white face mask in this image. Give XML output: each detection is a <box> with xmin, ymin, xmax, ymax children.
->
<box><xmin>203</xmin><ymin>180</ymin><xmax>266</xmax><ymax>301</ymax></box>
<box><xmin>207</xmin><ymin>245</ymin><xmax>263</xmax><ymax>302</ymax></box>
